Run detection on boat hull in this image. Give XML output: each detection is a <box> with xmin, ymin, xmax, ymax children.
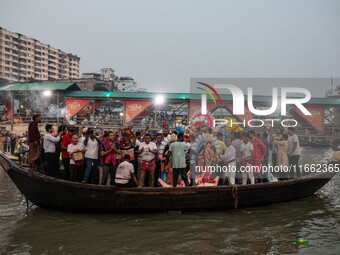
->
<box><xmin>0</xmin><ymin>154</ymin><xmax>337</xmax><ymax>212</ymax></box>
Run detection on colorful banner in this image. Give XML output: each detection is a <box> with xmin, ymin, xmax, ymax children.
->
<box><xmin>78</xmin><ymin>101</ymin><xmax>101</xmax><ymax>115</ymax></box>
<box><xmin>295</xmin><ymin>106</ymin><xmax>323</xmax><ymax>131</ymax></box>
<box><xmin>226</xmin><ymin>103</ymin><xmax>253</xmax><ymax>126</ymax></box>
<box><xmin>125</xmin><ymin>100</ymin><xmax>152</xmax><ymax>123</ymax></box>
<box><xmin>189</xmin><ymin>102</ymin><xmax>216</xmax><ymax>120</ymax></box>
<box><xmin>65</xmin><ymin>99</ymin><xmax>90</xmax><ymax>120</ymax></box>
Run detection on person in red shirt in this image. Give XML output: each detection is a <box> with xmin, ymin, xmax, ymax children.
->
<box><xmin>61</xmin><ymin>128</ymin><xmax>76</xmax><ymax>180</ymax></box>
<box><xmin>28</xmin><ymin>114</ymin><xmax>41</xmax><ymax>171</ymax></box>
<box><xmin>248</xmin><ymin>130</ymin><xmax>267</xmax><ymax>183</ymax></box>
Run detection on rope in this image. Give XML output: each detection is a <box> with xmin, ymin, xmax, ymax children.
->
<box><xmin>231</xmin><ymin>184</ymin><xmax>238</xmax><ymax>209</ymax></box>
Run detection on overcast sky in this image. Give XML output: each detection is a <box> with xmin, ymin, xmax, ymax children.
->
<box><xmin>1</xmin><ymin>0</ymin><xmax>340</xmax><ymax>96</ymax></box>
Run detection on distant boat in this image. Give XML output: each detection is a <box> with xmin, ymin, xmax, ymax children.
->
<box><xmin>326</xmin><ymin>85</ymin><xmax>340</xmax><ymax>98</ymax></box>
<box><xmin>0</xmin><ymin>154</ymin><xmax>337</xmax><ymax>213</ymax></box>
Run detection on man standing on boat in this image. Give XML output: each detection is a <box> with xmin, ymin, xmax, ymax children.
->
<box><xmin>43</xmin><ymin>124</ymin><xmax>63</xmax><ymax>177</ymax></box>
<box><xmin>231</xmin><ymin>132</ymin><xmax>243</xmax><ymax>184</ymax></box>
<box><xmin>287</xmin><ymin>127</ymin><xmax>302</xmax><ymax>178</ymax></box>
<box><xmin>61</xmin><ymin>128</ymin><xmax>77</xmax><ymax>180</ymax></box>
<box><xmin>248</xmin><ymin>130</ymin><xmax>267</xmax><ymax>183</ymax></box>
<box><xmin>83</xmin><ymin>128</ymin><xmax>101</xmax><ymax>184</ymax></box>
<box><xmin>138</xmin><ymin>133</ymin><xmax>158</xmax><ymax>187</ymax></box>
<box><xmin>270</xmin><ymin>128</ymin><xmax>283</xmax><ymax>167</ymax></box>
<box><xmin>155</xmin><ymin>133</ymin><xmax>163</xmax><ymax>186</ymax></box>
<box><xmin>101</xmin><ymin>131</ymin><xmax>121</xmax><ymax>185</ymax></box>
<box><xmin>28</xmin><ymin>114</ymin><xmax>41</xmax><ymax>171</ymax></box>
<box><xmin>221</xmin><ymin>138</ymin><xmax>236</xmax><ymax>185</ymax></box>
<box><xmin>168</xmin><ymin>132</ymin><xmax>190</xmax><ymax>187</ymax></box>
<box><xmin>240</xmin><ymin>133</ymin><xmax>254</xmax><ymax>184</ymax></box>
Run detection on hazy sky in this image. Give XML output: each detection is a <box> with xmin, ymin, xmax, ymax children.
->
<box><xmin>1</xmin><ymin>0</ymin><xmax>340</xmax><ymax>95</ymax></box>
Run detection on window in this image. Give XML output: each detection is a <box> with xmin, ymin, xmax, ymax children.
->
<box><xmin>5</xmin><ymin>35</ymin><xmax>10</xmax><ymax>39</ymax></box>
<box><xmin>5</xmin><ymin>67</ymin><xmax>9</xmax><ymax>71</ymax></box>
<box><xmin>5</xmin><ymin>48</ymin><xmax>10</xmax><ymax>52</ymax></box>
<box><xmin>5</xmin><ymin>54</ymin><xmax>10</xmax><ymax>58</ymax></box>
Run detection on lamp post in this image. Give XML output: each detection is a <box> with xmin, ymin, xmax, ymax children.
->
<box><xmin>42</xmin><ymin>90</ymin><xmax>52</xmax><ymax>123</ymax></box>
<box><xmin>154</xmin><ymin>95</ymin><xmax>164</xmax><ymax>128</ymax></box>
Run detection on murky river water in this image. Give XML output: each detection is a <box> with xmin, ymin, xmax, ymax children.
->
<box><xmin>0</xmin><ymin>148</ymin><xmax>339</xmax><ymax>254</ymax></box>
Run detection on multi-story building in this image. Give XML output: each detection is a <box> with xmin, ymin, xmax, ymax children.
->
<box><xmin>0</xmin><ymin>27</ymin><xmax>80</xmax><ymax>84</ymax></box>
<box><xmin>116</xmin><ymin>77</ymin><xmax>137</xmax><ymax>92</ymax></box>
<box><xmin>100</xmin><ymin>68</ymin><xmax>115</xmax><ymax>81</ymax></box>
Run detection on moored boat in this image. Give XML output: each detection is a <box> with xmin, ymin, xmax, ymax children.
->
<box><xmin>0</xmin><ymin>153</ymin><xmax>338</xmax><ymax>213</ymax></box>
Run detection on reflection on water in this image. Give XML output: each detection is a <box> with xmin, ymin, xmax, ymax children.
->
<box><xmin>0</xmin><ymin>148</ymin><xmax>339</xmax><ymax>254</ymax></box>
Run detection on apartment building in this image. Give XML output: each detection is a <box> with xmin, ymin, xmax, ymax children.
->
<box><xmin>116</xmin><ymin>77</ymin><xmax>137</xmax><ymax>92</ymax></box>
<box><xmin>0</xmin><ymin>27</ymin><xmax>80</xmax><ymax>83</ymax></box>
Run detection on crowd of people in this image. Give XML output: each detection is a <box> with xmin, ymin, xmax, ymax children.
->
<box><xmin>0</xmin><ymin>131</ymin><xmax>30</xmax><ymax>164</ymax></box>
<box><xmin>22</xmin><ymin>114</ymin><xmax>303</xmax><ymax>188</ymax></box>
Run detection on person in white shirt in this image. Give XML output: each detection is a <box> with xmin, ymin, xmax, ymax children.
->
<box><xmin>83</xmin><ymin>129</ymin><xmax>101</xmax><ymax>184</ymax></box>
<box><xmin>287</xmin><ymin>127</ymin><xmax>302</xmax><ymax>178</ymax></box>
<box><xmin>43</xmin><ymin>124</ymin><xmax>63</xmax><ymax>177</ymax></box>
<box><xmin>221</xmin><ymin>138</ymin><xmax>236</xmax><ymax>185</ymax></box>
<box><xmin>240</xmin><ymin>133</ymin><xmax>254</xmax><ymax>185</ymax></box>
<box><xmin>138</xmin><ymin>134</ymin><xmax>158</xmax><ymax>187</ymax></box>
<box><xmin>67</xmin><ymin>135</ymin><xmax>85</xmax><ymax>182</ymax></box>
<box><xmin>115</xmin><ymin>154</ymin><xmax>141</xmax><ymax>188</ymax></box>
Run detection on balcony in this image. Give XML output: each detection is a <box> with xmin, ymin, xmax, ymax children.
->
<box><xmin>19</xmin><ymin>46</ymin><xmax>27</xmax><ymax>51</ymax></box>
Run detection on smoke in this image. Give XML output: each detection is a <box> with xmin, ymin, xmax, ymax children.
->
<box><xmin>15</xmin><ymin>90</ymin><xmax>63</xmax><ymax>120</ymax></box>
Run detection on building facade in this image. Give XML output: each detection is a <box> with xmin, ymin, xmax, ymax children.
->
<box><xmin>0</xmin><ymin>27</ymin><xmax>80</xmax><ymax>84</ymax></box>
<box><xmin>100</xmin><ymin>68</ymin><xmax>115</xmax><ymax>81</ymax></box>
<box><xmin>116</xmin><ymin>77</ymin><xmax>137</xmax><ymax>92</ymax></box>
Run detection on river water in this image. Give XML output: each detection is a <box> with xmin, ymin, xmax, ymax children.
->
<box><xmin>0</xmin><ymin>147</ymin><xmax>339</xmax><ymax>255</ymax></box>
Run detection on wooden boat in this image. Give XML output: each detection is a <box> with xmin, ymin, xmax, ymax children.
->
<box><xmin>0</xmin><ymin>153</ymin><xmax>338</xmax><ymax>213</ymax></box>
